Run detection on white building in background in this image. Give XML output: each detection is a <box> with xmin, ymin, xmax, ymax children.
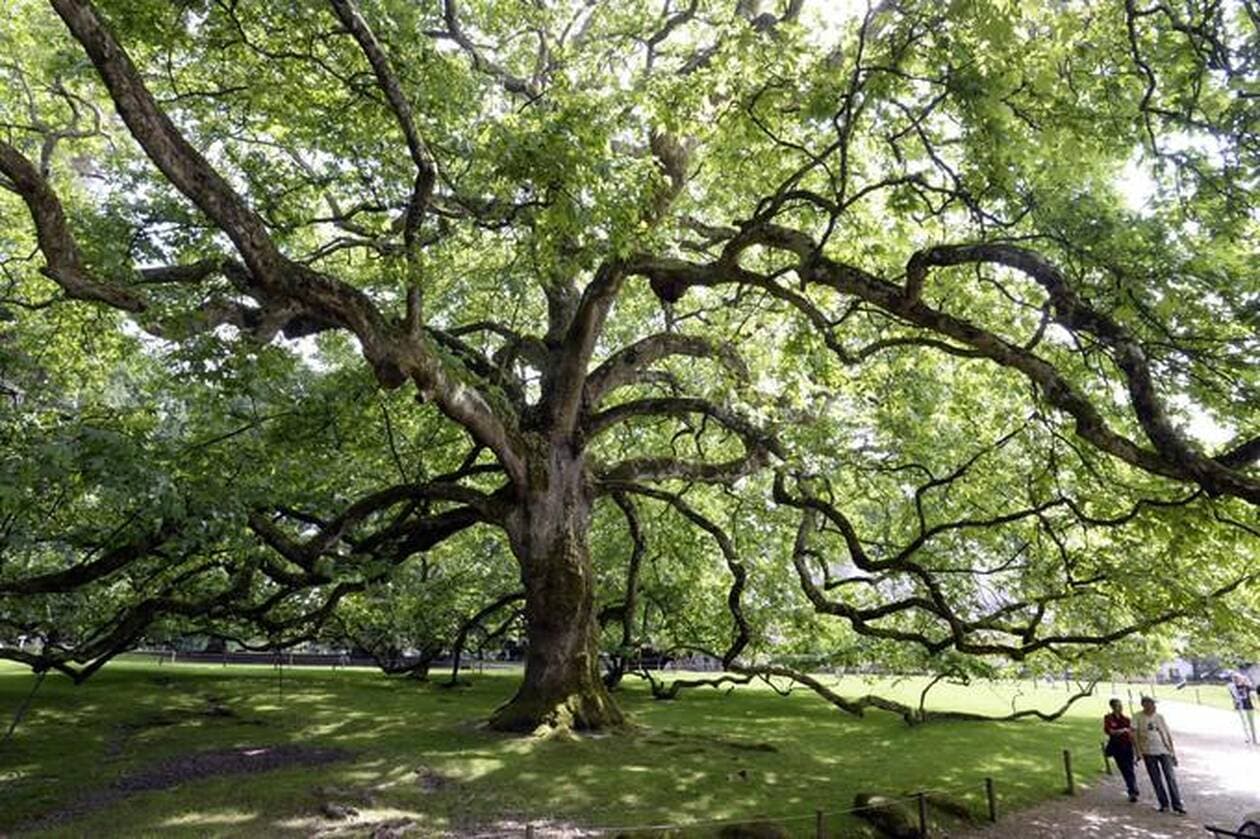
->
<box><xmin>1157</xmin><ymin>658</ymin><xmax>1194</xmax><ymax>682</ymax></box>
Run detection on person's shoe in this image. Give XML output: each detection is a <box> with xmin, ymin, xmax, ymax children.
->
<box><xmin>1158</xmin><ymin>806</ymin><xmax>1169</xmax><ymax>813</ymax></box>
<box><xmin>1173</xmin><ymin>808</ymin><xmax>1187</xmax><ymax>816</ymax></box>
<box><xmin>1128</xmin><ymin>793</ymin><xmax>1138</xmax><ymax>803</ymax></box>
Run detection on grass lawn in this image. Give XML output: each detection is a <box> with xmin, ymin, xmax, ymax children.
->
<box><xmin>0</xmin><ymin>660</ymin><xmax>1117</xmax><ymax>838</ymax></box>
<box><xmin>1095</xmin><ymin>678</ymin><xmax>1239</xmax><ymax>712</ymax></box>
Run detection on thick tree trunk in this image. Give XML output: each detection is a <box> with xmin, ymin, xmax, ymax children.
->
<box><xmin>489</xmin><ymin>453</ymin><xmax>624</xmax><ymax>732</ymax></box>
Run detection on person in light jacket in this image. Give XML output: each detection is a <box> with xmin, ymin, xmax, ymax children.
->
<box><xmin>1228</xmin><ymin>673</ymin><xmax>1257</xmax><ymax>745</ymax></box>
<box><xmin>1133</xmin><ymin>696</ymin><xmax>1185</xmax><ymax>814</ymax></box>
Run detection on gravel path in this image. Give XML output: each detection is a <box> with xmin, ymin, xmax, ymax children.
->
<box><xmin>958</xmin><ymin>701</ymin><xmax>1260</xmax><ymax>838</ymax></box>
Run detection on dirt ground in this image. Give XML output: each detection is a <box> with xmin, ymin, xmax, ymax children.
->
<box><xmin>16</xmin><ymin>744</ymin><xmax>350</xmax><ymax>833</ymax></box>
<box><xmin>957</xmin><ymin>701</ymin><xmax>1260</xmax><ymax>839</ymax></box>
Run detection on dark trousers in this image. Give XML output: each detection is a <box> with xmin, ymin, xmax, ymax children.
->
<box><xmin>1143</xmin><ymin>754</ymin><xmax>1183</xmax><ymax>810</ymax></box>
<box><xmin>1112</xmin><ymin>743</ymin><xmax>1138</xmax><ymax>796</ymax></box>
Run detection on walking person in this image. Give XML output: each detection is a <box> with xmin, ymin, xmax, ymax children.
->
<box><xmin>1133</xmin><ymin>696</ymin><xmax>1185</xmax><ymax>815</ymax></box>
<box><xmin>1103</xmin><ymin>698</ymin><xmax>1141</xmax><ymax>802</ymax></box>
<box><xmin>1229</xmin><ymin>673</ymin><xmax>1257</xmax><ymax>745</ymax></box>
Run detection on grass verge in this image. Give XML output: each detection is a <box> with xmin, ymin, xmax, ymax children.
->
<box><xmin>0</xmin><ymin>661</ymin><xmax>1114</xmax><ymax>837</ymax></box>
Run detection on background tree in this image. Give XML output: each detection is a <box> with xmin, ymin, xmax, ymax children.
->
<box><xmin>0</xmin><ymin>0</ymin><xmax>1256</xmax><ymax>732</ymax></box>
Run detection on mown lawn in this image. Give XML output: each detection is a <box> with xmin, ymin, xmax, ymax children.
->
<box><xmin>0</xmin><ymin>660</ymin><xmax>1115</xmax><ymax>837</ymax></box>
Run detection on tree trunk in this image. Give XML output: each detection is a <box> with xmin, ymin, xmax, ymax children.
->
<box><xmin>489</xmin><ymin>454</ymin><xmax>624</xmax><ymax>732</ymax></box>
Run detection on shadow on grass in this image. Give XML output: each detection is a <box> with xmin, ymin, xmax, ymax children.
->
<box><xmin>0</xmin><ymin>663</ymin><xmax>1106</xmax><ymax>838</ymax></box>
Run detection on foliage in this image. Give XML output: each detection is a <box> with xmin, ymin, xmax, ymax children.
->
<box><xmin>0</xmin><ymin>0</ymin><xmax>1256</xmax><ymax>725</ymax></box>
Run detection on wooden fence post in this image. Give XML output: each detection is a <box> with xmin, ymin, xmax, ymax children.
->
<box><xmin>1101</xmin><ymin>742</ymin><xmax>1112</xmax><ymax>774</ymax></box>
<box><xmin>525</xmin><ymin>824</ymin><xmax>535</xmax><ymax>839</ymax></box>
<box><xmin>1063</xmin><ymin>749</ymin><xmax>1075</xmax><ymax>795</ymax></box>
<box><xmin>815</xmin><ymin>807</ymin><xmax>825</xmax><ymax>839</ymax></box>
<box><xmin>917</xmin><ymin>791</ymin><xmax>928</xmax><ymax>838</ymax></box>
<box><xmin>985</xmin><ymin>777</ymin><xmax>997</xmax><ymax>823</ymax></box>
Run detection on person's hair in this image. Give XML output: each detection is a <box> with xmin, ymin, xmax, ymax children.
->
<box><xmin>1109</xmin><ymin>697</ymin><xmax>1122</xmax><ymax>708</ymax></box>
<box><xmin>1140</xmin><ymin>695</ymin><xmax>1155</xmax><ymax>704</ymax></box>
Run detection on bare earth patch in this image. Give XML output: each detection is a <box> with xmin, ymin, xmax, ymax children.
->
<box><xmin>18</xmin><ymin>744</ymin><xmax>351</xmax><ymax>832</ymax></box>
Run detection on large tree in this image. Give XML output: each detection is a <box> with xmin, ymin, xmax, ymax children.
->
<box><xmin>1</xmin><ymin>0</ymin><xmax>1257</xmax><ymax>731</ymax></box>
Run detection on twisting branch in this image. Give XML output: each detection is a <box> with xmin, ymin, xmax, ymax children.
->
<box><xmin>904</xmin><ymin>242</ymin><xmax>1259</xmax><ymax>503</ymax></box>
<box><xmin>328</xmin><ymin>0</ymin><xmax>438</xmax><ymax>327</ymax></box>
<box><xmin>603</xmin><ymin>492</ymin><xmax>646</xmax><ymax>688</ymax></box>
<box><xmin>437</xmin><ymin>0</ymin><xmax>541</xmax><ymax>97</ymax></box>
<box><xmin>0</xmin><ymin>140</ymin><xmax>145</xmax><ymax>312</ymax></box>
<box><xmin>621</xmin><ymin>226</ymin><xmax>1260</xmax><ymax>506</ymax></box>
<box><xmin>773</xmin><ymin>470</ymin><xmax>1260</xmax><ymax>661</ymax></box>
<box><xmin>35</xmin><ymin>0</ymin><xmax>527</xmax><ymax>484</ymax></box>
<box><xmin>606</xmin><ymin>483</ymin><xmax>750</xmax><ymax>666</ymax></box>
<box><xmin>447</xmin><ymin>590</ymin><xmax>525</xmax><ymax>685</ymax></box>
<box><xmin>583</xmin><ymin>333</ymin><xmax>749</xmax><ymax>405</ymax></box>
<box><xmin>0</xmin><ymin>520</ymin><xmax>179</xmax><ymax>595</ymax></box>
<box><xmin>585</xmin><ymin>397</ymin><xmax>785</xmax><ymax>462</ymax></box>
<box><xmin>727</xmin><ymin>663</ymin><xmax>1099</xmax><ymax>725</ymax></box>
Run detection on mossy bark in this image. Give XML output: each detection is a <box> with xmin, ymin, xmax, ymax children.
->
<box><xmin>490</xmin><ymin>450</ymin><xmax>624</xmax><ymax>732</ymax></box>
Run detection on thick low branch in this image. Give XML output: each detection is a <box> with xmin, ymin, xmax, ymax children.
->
<box><xmin>907</xmin><ymin>242</ymin><xmax>1259</xmax><ymax>503</ymax></box>
<box><xmin>0</xmin><ymin>139</ymin><xmax>145</xmax><ymax>312</ymax></box>
<box><xmin>621</xmin><ymin>230</ymin><xmax>1260</xmax><ymax>505</ymax></box>
<box><xmin>0</xmin><ymin>521</ymin><xmax>177</xmax><ymax>595</ymax></box>
<box><xmin>43</xmin><ymin>0</ymin><xmax>528</xmax><ymax>485</ymax></box>
<box><xmin>250</xmin><ymin>481</ymin><xmax>497</xmax><ymax>567</ymax></box>
<box><xmin>584</xmin><ymin>333</ymin><xmax>749</xmax><ymax>405</ymax></box>
<box><xmin>777</xmin><ymin>476</ymin><xmax>1260</xmax><ymax>661</ymax></box>
<box><xmin>586</xmin><ymin>397</ymin><xmax>784</xmax><ymax>461</ymax></box>
<box><xmin>730</xmin><ymin>663</ymin><xmax>1099</xmax><ymax>725</ymax></box>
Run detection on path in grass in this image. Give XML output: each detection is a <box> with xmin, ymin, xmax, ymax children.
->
<box><xmin>957</xmin><ymin>700</ymin><xmax>1259</xmax><ymax>839</ymax></box>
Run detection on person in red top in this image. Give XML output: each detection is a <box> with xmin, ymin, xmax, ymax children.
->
<box><xmin>1104</xmin><ymin>698</ymin><xmax>1141</xmax><ymax>802</ymax></box>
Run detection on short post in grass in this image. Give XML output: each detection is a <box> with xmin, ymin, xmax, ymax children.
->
<box><xmin>984</xmin><ymin>777</ymin><xmax>997</xmax><ymax>823</ymax></box>
<box><xmin>1101</xmin><ymin>741</ymin><xmax>1112</xmax><ymax>774</ymax></box>
<box><xmin>815</xmin><ymin>807</ymin><xmax>825</xmax><ymax>839</ymax></box>
<box><xmin>917</xmin><ymin>791</ymin><xmax>928</xmax><ymax>838</ymax></box>
<box><xmin>525</xmin><ymin>823</ymin><xmax>535</xmax><ymax>839</ymax></box>
<box><xmin>1196</xmin><ymin>687</ymin><xmax>1201</xmax><ymax>705</ymax></box>
<box><xmin>1062</xmin><ymin>749</ymin><xmax>1075</xmax><ymax>795</ymax></box>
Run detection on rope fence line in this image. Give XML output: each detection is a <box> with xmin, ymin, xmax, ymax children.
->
<box><xmin>455</xmin><ymin>783</ymin><xmax>968</xmax><ymax>830</ymax></box>
<box><xmin>503</xmin><ymin>778</ymin><xmax>1017</xmax><ymax>837</ymax></box>
<box><xmin>501</xmin><ymin>737</ymin><xmax>1103</xmax><ymax>838</ymax></box>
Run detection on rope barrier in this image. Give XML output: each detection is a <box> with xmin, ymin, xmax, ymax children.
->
<box><xmin>517</xmin><ymin>785</ymin><xmax>980</xmax><ymax>836</ymax></box>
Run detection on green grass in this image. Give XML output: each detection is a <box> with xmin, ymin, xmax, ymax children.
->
<box><xmin>1094</xmin><ymin>678</ymin><xmax>1238</xmax><ymax>712</ymax></box>
<box><xmin>0</xmin><ymin>660</ymin><xmax>1118</xmax><ymax>837</ymax></box>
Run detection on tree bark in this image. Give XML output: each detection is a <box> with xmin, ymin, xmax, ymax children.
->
<box><xmin>490</xmin><ymin>452</ymin><xmax>624</xmax><ymax>732</ymax></box>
